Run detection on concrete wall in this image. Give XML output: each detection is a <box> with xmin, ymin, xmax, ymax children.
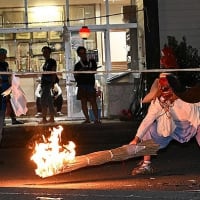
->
<box><xmin>106</xmin><ymin>73</ymin><xmax>138</xmax><ymax>118</ymax></box>
<box><xmin>158</xmin><ymin>0</ymin><xmax>200</xmax><ymax>51</ymax></box>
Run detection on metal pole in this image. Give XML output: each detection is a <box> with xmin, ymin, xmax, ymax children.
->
<box><xmin>104</xmin><ymin>0</ymin><xmax>112</xmax><ymax>75</ymax></box>
<box><xmin>24</xmin><ymin>0</ymin><xmax>28</xmax><ymax>28</ymax></box>
<box><xmin>64</xmin><ymin>0</ymin><xmax>74</xmax><ymax>119</ymax></box>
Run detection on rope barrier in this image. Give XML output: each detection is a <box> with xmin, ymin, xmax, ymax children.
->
<box><xmin>0</xmin><ymin>68</ymin><xmax>200</xmax><ymax>75</ymax></box>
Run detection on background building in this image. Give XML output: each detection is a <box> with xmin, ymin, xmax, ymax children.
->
<box><xmin>0</xmin><ymin>0</ymin><xmax>199</xmax><ymax>119</ymax></box>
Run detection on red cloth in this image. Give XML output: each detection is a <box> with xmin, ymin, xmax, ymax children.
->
<box><xmin>160</xmin><ymin>47</ymin><xmax>178</xmax><ymax>68</ymax></box>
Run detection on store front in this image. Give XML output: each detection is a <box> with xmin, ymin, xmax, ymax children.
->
<box><xmin>0</xmin><ymin>0</ymin><xmax>145</xmax><ymax>119</ymax></box>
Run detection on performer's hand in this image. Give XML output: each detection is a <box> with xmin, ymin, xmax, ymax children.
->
<box><xmin>129</xmin><ymin>136</ymin><xmax>140</xmax><ymax>145</ymax></box>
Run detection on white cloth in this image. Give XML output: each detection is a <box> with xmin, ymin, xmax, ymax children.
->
<box><xmin>136</xmin><ymin>98</ymin><xmax>200</xmax><ymax>139</ymax></box>
<box><xmin>35</xmin><ymin>83</ymin><xmax>42</xmax><ymax>98</ymax></box>
<box><xmin>35</xmin><ymin>83</ymin><xmax>62</xmax><ymax>98</ymax></box>
<box><xmin>52</xmin><ymin>83</ymin><xmax>62</xmax><ymax>97</ymax></box>
<box><xmin>157</xmin><ymin>111</ymin><xmax>176</xmax><ymax>137</ymax></box>
<box><xmin>2</xmin><ymin>74</ymin><xmax>28</xmax><ymax>116</ymax></box>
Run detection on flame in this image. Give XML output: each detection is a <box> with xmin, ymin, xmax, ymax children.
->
<box><xmin>30</xmin><ymin>125</ymin><xmax>76</xmax><ymax>178</ymax></box>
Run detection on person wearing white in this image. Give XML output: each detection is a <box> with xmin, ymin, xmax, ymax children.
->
<box><xmin>130</xmin><ymin>74</ymin><xmax>200</xmax><ymax>175</ymax></box>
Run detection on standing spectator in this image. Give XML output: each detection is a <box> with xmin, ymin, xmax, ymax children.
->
<box><xmin>74</xmin><ymin>46</ymin><xmax>100</xmax><ymax>124</ymax></box>
<box><xmin>0</xmin><ymin>48</ymin><xmax>23</xmax><ymax>125</ymax></box>
<box><xmin>39</xmin><ymin>46</ymin><xmax>57</xmax><ymax>123</ymax></box>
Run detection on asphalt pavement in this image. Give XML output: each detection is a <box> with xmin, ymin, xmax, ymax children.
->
<box><xmin>0</xmin><ymin>117</ymin><xmax>200</xmax><ymax>199</ymax></box>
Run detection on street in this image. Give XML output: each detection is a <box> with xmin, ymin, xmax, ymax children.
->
<box><xmin>0</xmin><ymin>120</ymin><xmax>200</xmax><ymax>199</ymax></box>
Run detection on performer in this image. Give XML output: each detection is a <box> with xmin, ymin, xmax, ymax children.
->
<box><xmin>130</xmin><ymin>73</ymin><xmax>200</xmax><ymax>175</ymax></box>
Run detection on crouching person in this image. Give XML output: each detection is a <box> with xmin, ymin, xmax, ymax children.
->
<box><xmin>130</xmin><ymin>73</ymin><xmax>200</xmax><ymax>175</ymax></box>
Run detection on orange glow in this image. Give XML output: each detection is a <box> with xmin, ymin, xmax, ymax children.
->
<box><xmin>79</xmin><ymin>26</ymin><xmax>90</xmax><ymax>39</ymax></box>
<box><xmin>30</xmin><ymin>125</ymin><xmax>76</xmax><ymax>178</ymax></box>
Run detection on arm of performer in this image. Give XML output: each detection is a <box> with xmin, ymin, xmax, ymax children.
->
<box><xmin>129</xmin><ymin>99</ymin><xmax>161</xmax><ymax>145</ymax></box>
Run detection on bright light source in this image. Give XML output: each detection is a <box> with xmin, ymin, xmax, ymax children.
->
<box><xmin>29</xmin><ymin>6</ymin><xmax>61</xmax><ymax>24</ymax></box>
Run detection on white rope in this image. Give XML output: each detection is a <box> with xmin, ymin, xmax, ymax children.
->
<box><xmin>108</xmin><ymin>150</ymin><xmax>114</xmax><ymax>159</ymax></box>
<box><xmin>0</xmin><ymin>68</ymin><xmax>200</xmax><ymax>75</ymax></box>
<box><xmin>86</xmin><ymin>156</ymin><xmax>90</xmax><ymax>166</ymax></box>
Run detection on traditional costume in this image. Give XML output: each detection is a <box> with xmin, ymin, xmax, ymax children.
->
<box><xmin>130</xmin><ymin>73</ymin><xmax>200</xmax><ymax>175</ymax></box>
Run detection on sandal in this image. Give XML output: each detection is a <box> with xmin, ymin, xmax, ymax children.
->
<box><xmin>131</xmin><ymin>161</ymin><xmax>154</xmax><ymax>175</ymax></box>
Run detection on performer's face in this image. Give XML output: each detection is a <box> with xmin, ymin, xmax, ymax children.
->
<box><xmin>158</xmin><ymin>77</ymin><xmax>173</xmax><ymax>99</ymax></box>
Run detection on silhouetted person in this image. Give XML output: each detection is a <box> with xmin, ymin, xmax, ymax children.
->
<box><xmin>74</xmin><ymin>46</ymin><xmax>100</xmax><ymax>123</ymax></box>
<box><xmin>39</xmin><ymin>46</ymin><xmax>57</xmax><ymax>123</ymax></box>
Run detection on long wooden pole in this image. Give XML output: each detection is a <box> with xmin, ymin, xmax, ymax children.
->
<box><xmin>38</xmin><ymin>140</ymin><xmax>159</xmax><ymax>178</ymax></box>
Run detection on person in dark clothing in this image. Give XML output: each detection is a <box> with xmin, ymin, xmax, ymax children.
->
<box><xmin>74</xmin><ymin>46</ymin><xmax>100</xmax><ymax>124</ymax></box>
<box><xmin>0</xmin><ymin>48</ymin><xmax>23</xmax><ymax>125</ymax></box>
<box><xmin>39</xmin><ymin>46</ymin><xmax>57</xmax><ymax>123</ymax></box>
